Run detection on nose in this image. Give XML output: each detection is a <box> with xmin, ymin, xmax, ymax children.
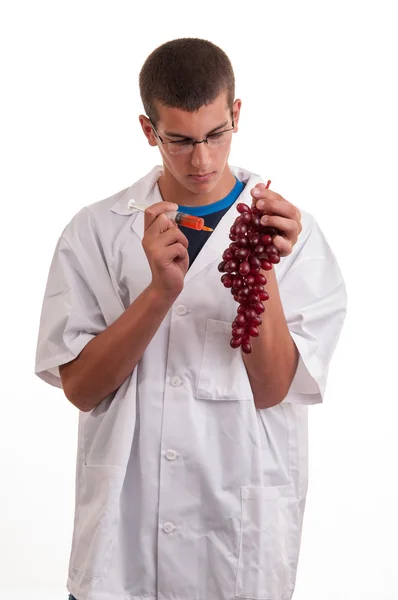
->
<box><xmin>190</xmin><ymin>141</ymin><xmax>211</xmax><ymax>169</ymax></box>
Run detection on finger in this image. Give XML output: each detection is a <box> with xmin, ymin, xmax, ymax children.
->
<box><xmin>255</xmin><ymin>197</ymin><xmax>301</xmax><ymax>223</ymax></box>
<box><xmin>159</xmin><ymin>227</ymin><xmax>189</xmax><ymax>249</ymax></box>
<box><xmin>251</xmin><ymin>186</ymin><xmax>290</xmax><ymax>209</ymax></box>
<box><xmin>260</xmin><ymin>214</ymin><xmax>300</xmax><ymax>245</ymax></box>
<box><xmin>251</xmin><ymin>186</ymin><xmax>282</xmax><ymax>203</ymax></box>
<box><xmin>162</xmin><ymin>242</ymin><xmax>189</xmax><ymax>264</ymax></box>
<box><xmin>143</xmin><ymin>216</ymin><xmax>178</xmax><ymax>253</ymax></box>
<box><xmin>272</xmin><ymin>234</ymin><xmax>293</xmax><ymax>257</ymax></box>
<box><xmin>252</xmin><ymin>182</ymin><xmax>273</xmax><ymax>193</ymax></box>
<box><xmin>144</xmin><ymin>201</ymin><xmax>179</xmax><ymax>231</ymax></box>
<box><xmin>145</xmin><ymin>212</ymin><xmax>178</xmax><ymax>240</ymax></box>
<box><xmin>146</xmin><ymin>224</ymin><xmax>189</xmax><ymax>252</ymax></box>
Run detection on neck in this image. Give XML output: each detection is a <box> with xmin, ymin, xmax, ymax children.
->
<box><xmin>158</xmin><ymin>165</ymin><xmax>236</xmax><ymax>207</ymax></box>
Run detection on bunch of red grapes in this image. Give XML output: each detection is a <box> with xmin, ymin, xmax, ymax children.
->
<box><xmin>218</xmin><ymin>192</ymin><xmax>281</xmax><ymax>354</ymax></box>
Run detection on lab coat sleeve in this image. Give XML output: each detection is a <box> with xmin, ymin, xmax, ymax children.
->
<box><xmin>35</xmin><ymin>234</ymin><xmax>107</xmax><ymax>389</ymax></box>
<box><xmin>279</xmin><ymin>213</ymin><xmax>347</xmax><ymax>405</ymax></box>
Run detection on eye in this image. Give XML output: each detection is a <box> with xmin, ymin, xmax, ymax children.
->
<box><xmin>173</xmin><ymin>139</ymin><xmax>193</xmax><ymax>146</ymax></box>
<box><xmin>208</xmin><ymin>132</ymin><xmax>225</xmax><ymax>140</ymax></box>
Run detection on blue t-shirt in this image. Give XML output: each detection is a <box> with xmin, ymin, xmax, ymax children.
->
<box><xmin>178</xmin><ymin>178</ymin><xmax>245</xmax><ymax>266</ymax></box>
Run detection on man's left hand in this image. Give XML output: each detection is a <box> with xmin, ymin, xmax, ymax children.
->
<box><xmin>251</xmin><ymin>183</ymin><xmax>302</xmax><ymax>257</ymax></box>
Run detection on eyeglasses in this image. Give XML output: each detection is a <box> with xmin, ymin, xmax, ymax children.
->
<box><xmin>150</xmin><ymin>119</ymin><xmax>235</xmax><ymax>155</ymax></box>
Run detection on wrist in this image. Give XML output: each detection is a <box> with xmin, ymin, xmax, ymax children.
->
<box><xmin>146</xmin><ymin>282</ymin><xmax>181</xmax><ymax>310</ymax></box>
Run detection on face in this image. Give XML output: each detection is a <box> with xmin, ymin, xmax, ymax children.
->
<box><xmin>139</xmin><ymin>91</ymin><xmax>241</xmax><ymax>204</ymax></box>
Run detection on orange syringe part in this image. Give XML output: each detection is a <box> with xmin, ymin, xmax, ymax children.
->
<box><xmin>173</xmin><ymin>212</ymin><xmax>213</xmax><ymax>232</ymax></box>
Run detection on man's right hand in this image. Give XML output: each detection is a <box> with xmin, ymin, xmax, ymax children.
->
<box><xmin>60</xmin><ymin>201</ymin><xmax>190</xmax><ymax>412</ymax></box>
<box><xmin>142</xmin><ymin>201</ymin><xmax>189</xmax><ymax>299</ymax></box>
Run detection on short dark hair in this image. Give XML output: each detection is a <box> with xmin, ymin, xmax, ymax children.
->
<box><xmin>139</xmin><ymin>38</ymin><xmax>235</xmax><ymax>124</ymax></box>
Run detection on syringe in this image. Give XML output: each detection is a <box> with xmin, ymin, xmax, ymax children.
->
<box><xmin>128</xmin><ymin>200</ymin><xmax>213</xmax><ymax>232</ymax></box>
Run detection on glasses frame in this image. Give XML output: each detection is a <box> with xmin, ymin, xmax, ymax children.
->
<box><xmin>149</xmin><ymin>118</ymin><xmax>235</xmax><ymax>153</ymax></box>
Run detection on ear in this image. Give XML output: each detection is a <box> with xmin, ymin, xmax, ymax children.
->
<box><xmin>139</xmin><ymin>115</ymin><xmax>158</xmax><ymax>147</ymax></box>
<box><xmin>232</xmin><ymin>99</ymin><xmax>242</xmax><ymax>132</ymax></box>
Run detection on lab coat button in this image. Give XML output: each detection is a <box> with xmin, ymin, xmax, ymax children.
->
<box><xmin>171</xmin><ymin>376</ymin><xmax>181</xmax><ymax>387</ymax></box>
<box><xmin>162</xmin><ymin>522</ymin><xmax>175</xmax><ymax>534</ymax></box>
<box><xmin>165</xmin><ymin>450</ymin><xmax>178</xmax><ymax>461</ymax></box>
<box><xmin>176</xmin><ymin>305</ymin><xmax>187</xmax><ymax>316</ymax></box>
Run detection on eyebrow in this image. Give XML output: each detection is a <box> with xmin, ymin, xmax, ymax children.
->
<box><xmin>163</xmin><ymin>120</ymin><xmax>229</xmax><ymax>139</ymax></box>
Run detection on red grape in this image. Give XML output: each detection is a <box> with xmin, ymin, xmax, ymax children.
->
<box><xmin>259</xmin><ymin>291</ymin><xmax>270</xmax><ymax>301</ymax></box>
<box><xmin>255</xmin><ymin>273</ymin><xmax>267</xmax><ymax>285</ymax></box>
<box><xmin>249</xmin><ymin>256</ymin><xmax>261</xmax><ymax>268</ymax></box>
<box><xmin>260</xmin><ymin>260</ymin><xmax>273</xmax><ymax>271</ymax></box>
<box><xmin>242</xmin><ymin>342</ymin><xmax>253</xmax><ymax>354</ymax></box>
<box><xmin>254</xmin><ymin>244</ymin><xmax>265</xmax><ymax>256</ymax></box>
<box><xmin>265</xmin><ymin>244</ymin><xmax>278</xmax><ymax>256</ymax></box>
<box><xmin>254</xmin><ymin>302</ymin><xmax>265</xmax><ymax>314</ymax></box>
<box><xmin>269</xmin><ymin>254</ymin><xmax>280</xmax><ymax>264</ymax></box>
<box><xmin>222</xmin><ymin>249</ymin><xmax>233</xmax><ymax>261</ymax></box>
<box><xmin>237</xmin><ymin>288</ymin><xmax>250</xmax><ymax>302</ymax></box>
<box><xmin>239</xmin><ymin>261</ymin><xmax>251</xmax><ymax>276</ymax></box>
<box><xmin>233</xmin><ymin>275</ymin><xmax>244</xmax><ymax>288</ymax></box>
<box><xmin>260</xmin><ymin>234</ymin><xmax>273</xmax><ymax>246</ymax></box>
<box><xmin>263</xmin><ymin>227</ymin><xmax>278</xmax><ymax>236</ymax></box>
<box><xmin>251</xmin><ymin>215</ymin><xmax>261</xmax><ymax>228</ymax></box>
<box><xmin>235</xmin><ymin>223</ymin><xmax>248</xmax><ymax>236</ymax></box>
<box><xmin>245</xmin><ymin>308</ymin><xmax>257</xmax><ymax>321</ymax></box>
<box><xmin>236</xmin><ymin>237</ymin><xmax>249</xmax><ymax>248</ymax></box>
<box><xmin>225</xmin><ymin>260</ymin><xmax>238</xmax><ymax>273</ymax></box>
<box><xmin>248</xmin><ymin>293</ymin><xmax>260</xmax><ymax>305</ymax></box>
<box><xmin>248</xmin><ymin>325</ymin><xmax>260</xmax><ymax>337</ymax></box>
<box><xmin>221</xmin><ymin>274</ymin><xmax>234</xmax><ymax>288</ymax></box>
<box><xmin>235</xmin><ymin>314</ymin><xmax>246</xmax><ymax>325</ymax></box>
<box><xmin>249</xmin><ymin>265</ymin><xmax>261</xmax><ymax>275</ymax></box>
<box><xmin>232</xmin><ymin>326</ymin><xmax>246</xmax><ymax>338</ymax></box>
<box><xmin>235</xmin><ymin>248</ymin><xmax>250</xmax><ymax>261</ymax></box>
<box><xmin>248</xmin><ymin>234</ymin><xmax>260</xmax><ymax>246</ymax></box>
<box><xmin>253</xmin><ymin>284</ymin><xmax>265</xmax><ymax>294</ymax></box>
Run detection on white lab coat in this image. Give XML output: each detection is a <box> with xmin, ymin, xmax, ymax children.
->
<box><xmin>35</xmin><ymin>166</ymin><xmax>347</xmax><ymax>600</ymax></box>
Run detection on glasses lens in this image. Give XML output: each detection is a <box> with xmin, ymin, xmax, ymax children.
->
<box><xmin>207</xmin><ymin>131</ymin><xmax>232</xmax><ymax>148</ymax></box>
<box><xmin>168</xmin><ymin>142</ymin><xmax>194</xmax><ymax>155</ymax></box>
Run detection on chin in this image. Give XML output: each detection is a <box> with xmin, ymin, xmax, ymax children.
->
<box><xmin>186</xmin><ymin>173</ymin><xmax>220</xmax><ymax>192</ymax></box>
<box><xmin>190</xmin><ymin>182</ymin><xmax>216</xmax><ymax>196</ymax></box>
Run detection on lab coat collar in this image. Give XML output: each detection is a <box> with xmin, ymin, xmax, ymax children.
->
<box><xmin>110</xmin><ymin>165</ymin><xmax>264</xmax><ymax>283</ymax></box>
<box><xmin>110</xmin><ymin>166</ymin><xmax>163</xmax><ymax>216</ymax></box>
<box><xmin>109</xmin><ymin>165</ymin><xmax>163</xmax><ymax>240</ymax></box>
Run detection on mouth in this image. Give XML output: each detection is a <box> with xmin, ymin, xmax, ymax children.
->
<box><xmin>189</xmin><ymin>172</ymin><xmax>215</xmax><ymax>182</ymax></box>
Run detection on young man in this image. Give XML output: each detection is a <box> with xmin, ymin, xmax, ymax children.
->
<box><xmin>35</xmin><ymin>38</ymin><xmax>346</xmax><ymax>600</ymax></box>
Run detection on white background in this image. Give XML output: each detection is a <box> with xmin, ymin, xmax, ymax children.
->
<box><xmin>1</xmin><ymin>1</ymin><xmax>397</xmax><ymax>599</ymax></box>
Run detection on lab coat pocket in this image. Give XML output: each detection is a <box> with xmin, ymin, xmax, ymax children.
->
<box><xmin>236</xmin><ymin>485</ymin><xmax>295</xmax><ymax>600</ymax></box>
<box><xmin>70</xmin><ymin>464</ymin><xmax>126</xmax><ymax>578</ymax></box>
<box><xmin>196</xmin><ymin>319</ymin><xmax>253</xmax><ymax>401</ymax></box>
